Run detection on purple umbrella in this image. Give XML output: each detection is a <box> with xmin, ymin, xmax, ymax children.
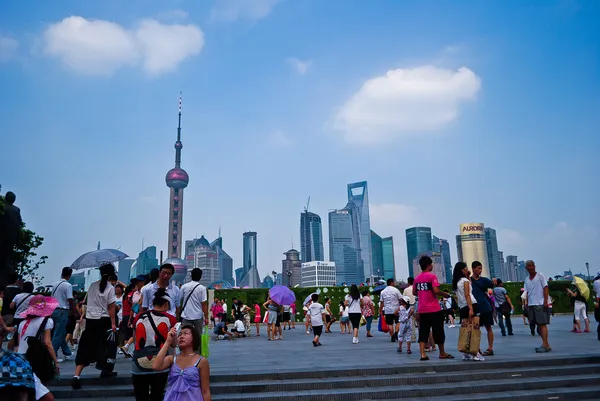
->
<box><xmin>269</xmin><ymin>285</ymin><xmax>296</xmax><ymax>305</ymax></box>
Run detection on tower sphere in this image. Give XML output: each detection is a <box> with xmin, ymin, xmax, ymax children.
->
<box><xmin>166</xmin><ymin>167</ymin><xmax>189</xmax><ymax>188</ymax></box>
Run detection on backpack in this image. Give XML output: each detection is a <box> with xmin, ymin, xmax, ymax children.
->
<box><xmin>24</xmin><ymin>317</ymin><xmax>55</xmax><ymax>382</ymax></box>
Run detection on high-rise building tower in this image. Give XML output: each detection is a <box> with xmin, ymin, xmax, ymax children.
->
<box><xmin>433</xmin><ymin>236</ymin><xmax>452</xmax><ymax>284</ymax></box>
<box><xmin>282</xmin><ymin>249</ymin><xmax>302</xmax><ymax>287</ymax></box>
<box><xmin>382</xmin><ymin>236</ymin><xmax>396</xmax><ymax>280</ymax></box>
<box><xmin>165</xmin><ymin>94</ymin><xmax>189</xmax><ymax>262</ymax></box>
<box><xmin>485</xmin><ymin>227</ymin><xmax>502</xmax><ymax>278</ymax></box>
<box><xmin>239</xmin><ymin>232</ymin><xmax>260</xmax><ymax>288</ymax></box>
<box><xmin>329</xmin><ymin>206</ymin><xmax>362</xmax><ymax>285</ymax></box>
<box><xmin>370</xmin><ymin>230</ymin><xmax>384</xmax><ymax>280</ymax></box>
<box><xmin>300</xmin><ymin>210</ymin><xmax>324</xmax><ymax>263</ymax></box>
<box><xmin>405</xmin><ymin>227</ymin><xmax>433</xmax><ymax>278</ymax></box>
<box><xmin>457</xmin><ymin>223</ymin><xmax>490</xmax><ymax>277</ymax></box>
<box><xmin>347</xmin><ymin>181</ymin><xmax>372</xmax><ymax>280</ymax></box>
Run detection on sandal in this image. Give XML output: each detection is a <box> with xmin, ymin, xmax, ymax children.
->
<box><xmin>439</xmin><ymin>354</ymin><xmax>455</xmax><ymax>359</ymax></box>
<box><xmin>482</xmin><ymin>349</ymin><xmax>494</xmax><ymax>356</ymax></box>
<box><xmin>407</xmin><ymin>350</ymin><xmax>412</xmax><ymax>354</ymax></box>
<box><xmin>420</xmin><ymin>356</ymin><xmax>430</xmax><ymax>361</ymax></box>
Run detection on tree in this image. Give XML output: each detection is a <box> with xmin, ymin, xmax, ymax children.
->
<box><xmin>0</xmin><ymin>194</ymin><xmax>47</xmax><ymax>286</ymax></box>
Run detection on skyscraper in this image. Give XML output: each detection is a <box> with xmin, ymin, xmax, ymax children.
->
<box><xmin>381</xmin><ymin>236</ymin><xmax>396</xmax><ymax>280</ymax></box>
<box><xmin>433</xmin><ymin>236</ymin><xmax>452</xmax><ymax>284</ymax></box>
<box><xmin>347</xmin><ymin>181</ymin><xmax>372</xmax><ymax>279</ymax></box>
<box><xmin>498</xmin><ymin>251</ymin><xmax>505</xmax><ymax>280</ymax></box>
<box><xmin>457</xmin><ymin>223</ymin><xmax>490</xmax><ymax>277</ymax></box>
<box><xmin>412</xmin><ymin>251</ymin><xmax>446</xmax><ymax>284</ymax></box>
<box><xmin>282</xmin><ymin>249</ymin><xmax>302</xmax><ymax>287</ymax></box>
<box><xmin>239</xmin><ymin>232</ymin><xmax>260</xmax><ymax>287</ymax></box>
<box><xmin>405</xmin><ymin>227</ymin><xmax>433</xmax><ymax>278</ymax></box>
<box><xmin>504</xmin><ymin>255</ymin><xmax>518</xmax><ymax>282</ymax></box>
<box><xmin>485</xmin><ymin>227</ymin><xmax>502</xmax><ymax>278</ymax></box>
<box><xmin>118</xmin><ymin>259</ymin><xmax>134</xmax><ymax>283</ymax></box>
<box><xmin>300</xmin><ymin>211</ymin><xmax>324</xmax><ymax>263</ymax></box>
<box><xmin>329</xmin><ymin>206</ymin><xmax>362</xmax><ymax>285</ymax></box>
<box><xmin>165</xmin><ymin>94</ymin><xmax>189</xmax><ymax>260</ymax></box>
<box><xmin>130</xmin><ymin>246</ymin><xmax>159</xmax><ymax>278</ymax></box>
<box><xmin>370</xmin><ymin>230</ymin><xmax>383</xmax><ymax>280</ymax></box>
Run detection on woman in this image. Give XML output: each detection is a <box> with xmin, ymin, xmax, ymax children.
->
<box><xmin>345</xmin><ymin>284</ymin><xmax>363</xmax><ymax>344</ymax></box>
<box><xmin>16</xmin><ymin>295</ymin><xmax>60</xmax><ymax>401</ymax></box>
<box><xmin>452</xmin><ymin>262</ymin><xmax>484</xmax><ymax>362</ymax></box>
<box><xmin>152</xmin><ymin>324</ymin><xmax>211</xmax><ymax>401</ymax></box>
<box><xmin>324</xmin><ymin>298</ymin><xmax>334</xmax><ymax>333</ymax></box>
<box><xmin>211</xmin><ymin>300</ymin><xmax>223</xmax><ymax>326</ymax></box>
<box><xmin>339</xmin><ymin>301</ymin><xmax>349</xmax><ymax>334</ymax></box>
<box><xmin>71</xmin><ymin>263</ymin><xmax>118</xmax><ymax>390</ymax></box>
<box><xmin>361</xmin><ymin>290</ymin><xmax>375</xmax><ymax>338</ymax></box>
<box><xmin>253</xmin><ymin>301</ymin><xmax>261</xmax><ymax>336</ymax></box>
<box><xmin>263</xmin><ymin>296</ymin><xmax>280</xmax><ymax>341</ymax></box>
<box><xmin>132</xmin><ymin>288</ymin><xmax>177</xmax><ymax>401</ymax></box>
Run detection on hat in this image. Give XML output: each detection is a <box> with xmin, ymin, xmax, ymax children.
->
<box><xmin>0</xmin><ymin>350</ymin><xmax>35</xmax><ymax>393</ymax></box>
<box><xmin>402</xmin><ymin>296</ymin><xmax>411</xmax><ymax>304</ymax></box>
<box><xmin>19</xmin><ymin>295</ymin><xmax>59</xmax><ymax>318</ymax></box>
<box><xmin>131</xmin><ymin>274</ymin><xmax>147</xmax><ymax>283</ymax></box>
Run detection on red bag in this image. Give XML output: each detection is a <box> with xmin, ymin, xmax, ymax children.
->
<box><xmin>378</xmin><ymin>316</ymin><xmax>389</xmax><ymax>332</ymax></box>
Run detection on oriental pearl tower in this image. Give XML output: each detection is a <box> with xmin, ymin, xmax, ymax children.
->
<box><xmin>164</xmin><ymin>93</ymin><xmax>189</xmax><ymax>284</ymax></box>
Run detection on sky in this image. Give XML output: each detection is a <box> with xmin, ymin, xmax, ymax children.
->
<box><xmin>1</xmin><ymin>0</ymin><xmax>599</xmax><ymax>285</ymax></box>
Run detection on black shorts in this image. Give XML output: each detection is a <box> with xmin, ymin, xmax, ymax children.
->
<box><xmin>282</xmin><ymin>312</ymin><xmax>291</xmax><ymax>322</ymax></box>
<box><xmin>275</xmin><ymin>314</ymin><xmax>281</xmax><ymax>327</ymax></box>
<box><xmin>312</xmin><ymin>325</ymin><xmax>323</xmax><ymax>337</ymax></box>
<box><xmin>417</xmin><ymin>311</ymin><xmax>445</xmax><ymax>345</ymax></box>
<box><xmin>348</xmin><ymin>313</ymin><xmax>362</xmax><ymax>330</ymax></box>
<box><xmin>325</xmin><ymin>315</ymin><xmax>332</xmax><ymax>323</ymax></box>
<box><xmin>385</xmin><ymin>313</ymin><xmax>399</xmax><ymax>326</ymax></box>
<box><xmin>479</xmin><ymin>311</ymin><xmax>494</xmax><ymax>327</ymax></box>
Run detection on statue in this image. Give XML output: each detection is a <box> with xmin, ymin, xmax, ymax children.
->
<box><xmin>0</xmin><ymin>191</ymin><xmax>22</xmax><ymax>285</ymax></box>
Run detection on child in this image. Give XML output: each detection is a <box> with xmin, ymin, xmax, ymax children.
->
<box><xmin>397</xmin><ymin>296</ymin><xmax>414</xmax><ymax>354</ymax></box>
<box><xmin>339</xmin><ymin>301</ymin><xmax>349</xmax><ymax>334</ymax></box>
<box><xmin>233</xmin><ymin>319</ymin><xmax>247</xmax><ymax>338</ymax></box>
<box><xmin>213</xmin><ymin>321</ymin><xmax>233</xmax><ymax>340</ymax></box>
<box><xmin>307</xmin><ymin>293</ymin><xmax>325</xmax><ymax>347</ymax></box>
<box><xmin>153</xmin><ymin>324</ymin><xmax>212</xmax><ymax>401</ymax></box>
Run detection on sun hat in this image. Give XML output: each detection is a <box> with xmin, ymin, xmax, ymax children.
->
<box><xmin>0</xmin><ymin>350</ymin><xmax>35</xmax><ymax>394</ymax></box>
<box><xmin>19</xmin><ymin>295</ymin><xmax>59</xmax><ymax>318</ymax></box>
<box><xmin>402</xmin><ymin>296</ymin><xmax>411</xmax><ymax>304</ymax></box>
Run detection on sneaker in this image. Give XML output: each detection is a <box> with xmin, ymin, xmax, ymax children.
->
<box><xmin>355</xmin><ymin>337</ymin><xmax>359</xmax><ymax>344</ymax></box>
<box><xmin>473</xmin><ymin>353</ymin><xmax>485</xmax><ymax>361</ymax></box>
<box><xmin>535</xmin><ymin>346</ymin><xmax>552</xmax><ymax>353</ymax></box>
<box><xmin>352</xmin><ymin>337</ymin><xmax>357</xmax><ymax>344</ymax></box>
<box><xmin>71</xmin><ymin>377</ymin><xmax>81</xmax><ymax>390</ymax></box>
<box><xmin>57</xmin><ymin>359</ymin><xmax>64</xmax><ymax>363</ymax></box>
<box><xmin>63</xmin><ymin>354</ymin><xmax>75</xmax><ymax>361</ymax></box>
<box><xmin>462</xmin><ymin>353</ymin><xmax>473</xmax><ymax>361</ymax></box>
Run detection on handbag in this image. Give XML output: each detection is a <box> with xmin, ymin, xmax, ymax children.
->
<box><xmin>359</xmin><ymin>315</ymin><xmax>367</xmax><ymax>326</ymax></box>
<box><xmin>96</xmin><ymin>330</ymin><xmax>117</xmax><ymax>372</ymax></box>
<box><xmin>377</xmin><ymin>316</ymin><xmax>389</xmax><ymax>333</ymax></box>
<box><xmin>201</xmin><ymin>327</ymin><xmax>210</xmax><ymax>358</ymax></box>
<box><xmin>24</xmin><ymin>317</ymin><xmax>55</xmax><ymax>382</ymax></box>
<box><xmin>458</xmin><ymin>317</ymin><xmax>481</xmax><ymax>355</ymax></box>
<box><xmin>133</xmin><ymin>313</ymin><xmax>166</xmax><ymax>372</ymax></box>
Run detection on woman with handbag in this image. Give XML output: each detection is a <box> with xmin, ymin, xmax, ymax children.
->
<box><xmin>131</xmin><ymin>287</ymin><xmax>177</xmax><ymax>401</ymax></box>
<box><xmin>452</xmin><ymin>262</ymin><xmax>484</xmax><ymax>362</ymax></box>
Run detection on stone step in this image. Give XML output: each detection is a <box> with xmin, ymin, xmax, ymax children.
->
<box><xmin>394</xmin><ymin>385</ymin><xmax>600</xmax><ymax>400</ymax></box>
<box><xmin>211</xmin><ymin>374</ymin><xmax>599</xmax><ymax>400</ymax></box>
<box><xmin>50</xmin><ymin>366</ymin><xmax>600</xmax><ymax>399</ymax></box>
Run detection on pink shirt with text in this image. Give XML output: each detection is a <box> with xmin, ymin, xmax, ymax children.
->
<box><xmin>413</xmin><ymin>272</ymin><xmax>441</xmax><ymax>314</ymax></box>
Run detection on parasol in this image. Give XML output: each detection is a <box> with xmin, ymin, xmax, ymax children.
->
<box><xmin>573</xmin><ymin>277</ymin><xmax>590</xmax><ymax>300</ymax></box>
<box><xmin>71</xmin><ymin>249</ymin><xmax>129</xmax><ymax>270</ymax></box>
<box><xmin>269</xmin><ymin>285</ymin><xmax>296</xmax><ymax>305</ymax></box>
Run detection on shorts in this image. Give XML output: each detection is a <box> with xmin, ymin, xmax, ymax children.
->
<box><xmin>417</xmin><ymin>311</ymin><xmax>445</xmax><ymax>345</ymax></box>
<box><xmin>341</xmin><ymin>316</ymin><xmax>349</xmax><ymax>323</ymax></box>
<box><xmin>479</xmin><ymin>311</ymin><xmax>494</xmax><ymax>328</ymax></box>
<box><xmin>283</xmin><ymin>312</ymin><xmax>291</xmax><ymax>322</ymax></box>
<box><xmin>275</xmin><ymin>314</ymin><xmax>282</xmax><ymax>327</ymax></box>
<box><xmin>398</xmin><ymin>322</ymin><xmax>412</xmax><ymax>342</ymax></box>
<box><xmin>574</xmin><ymin>300</ymin><xmax>588</xmax><ymax>321</ymax></box>
<box><xmin>348</xmin><ymin>313</ymin><xmax>362</xmax><ymax>330</ymax></box>
<box><xmin>267</xmin><ymin>311</ymin><xmax>278</xmax><ymax>325</ymax></box>
<box><xmin>290</xmin><ymin>313</ymin><xmax>295</xmax><ymax>322</ymax></box>
<box><xmin>528</xmin><ymin>305</ymin><xmax>550</xmax><ymax>325</ymax></box>
<box><xmin>385</xmin><ymin>314</ymin><xmax>399</xmax><ymax>326</ymax></box>
<box><xmin>312</xmin><ymin>325</ymin><xmax>323</xmax><ymax>337</ymax></box>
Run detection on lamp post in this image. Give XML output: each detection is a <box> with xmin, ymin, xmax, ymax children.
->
<box><xmin>585</xmin><ymin>262</ymin><xmax>590</xmax><ymax>280</ymax></box>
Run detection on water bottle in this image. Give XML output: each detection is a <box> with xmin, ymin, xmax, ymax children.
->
<box><xmin>6</xmin><ymin>332</ymin><xmax>14</xmax><ymax>341</ymax></box>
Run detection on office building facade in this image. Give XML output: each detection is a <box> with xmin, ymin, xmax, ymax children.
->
<box><xmin>239</xmin><ymin>231</ymin><xmax>260</xmax><ymax>288</ymax></box>
<box><xmin>130</xmin><ymin>246</ymin><xmax>159</xmax><ymax>278</ymax></box>
<box><xmin>329</xmin><ymin>206</ymin><xmax>362</xmax><ymax>285</ymax></box>
<box><xmin>347</xmin><ymin>181</ymin><xmax>372</xmax><ymax>279</ymax></box>
<box><xmin>282</xmin><ymin>249</ymin><xmax>302</xmax><ymax>287</ymax></box>
<box><xmin>457</xmin><ymin>223</ymin><xmax>490</xmax><ymax>277</ymax></box>
<box><xmin>433</xmin><ymin>236</ymin><xmax>452</xmax><ymax>284</ymax></box>
<box><xmin>301</xmin><ymin>261</ymin><xmax>336</xmax><ymax>287</ymax></box>
<box><xmin>406</xmin><ymin>227</ymin><xmax>433</xmax><ymax>278</ymax></box>
<box><xmin>371</xmin><ymin>230</ymin><xmax>384</xmax><ymax>280</ymax></box>
<box><xmin>118</xmin><ymin>259</ymin><xmax>134</xmax><ymax>283</ymax></box>
<box><xmin>412</xmin><ymin>251</ymin><xmax>446</xmax><ymax>284</ymax></box>
<box><xmin>300</xmin><ymin>211</ymin><xmax>324</xmax><ymax>263</ymax></box>
<box><xmin>381</xmin><ymin>236</ymin><xmax>396</xmax><ymax>280</ymax></box>
<box><xmin>485</xmin><ymin>227</ymin><xmax>502</xmax><ymax>278</ymax></box>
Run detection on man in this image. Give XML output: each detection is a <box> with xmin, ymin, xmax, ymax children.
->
<box><xmin>413</xmin><ymin>255</ymin><xmax>453</xmax><ymax>361</ymax></box>
<box><xmin>51</xmin><ymin>267</ymin><xmax>77</xmax><ymax>362</ymax></box>
<box><xmin>593</xmin><ymin>271</ymin><xmax>600</xmax><ymax>341</ymax></box>
<box><xmin>470</xmin><ymin>261</ymin><xmax>496</xmax><ymax>356</ymax></box>
<box><xmin>403</xmin><ymin>277</ymin><xmax>417</xmax><ymax>342</ymax></box>
<box><xmin>523</xmin><ymin>260</ymin><xmax>551</xmax><ymax>352</ymax></box>
<box><xmin>140</xmin><ymin>263</ymin><xmax>181</xmax><ymax>317</ymax></box>
<box><xmin>180</xmin><ymin>268</ymin><xmax>208</xmax><ymax>343</ymax></box>
<box><xmin>379</xmin><ymin>278</ymin><xmax>402</xmax><ymax>344</ymax></box>
<box><xmin>0</xmin><ymin>192</ymin><xmax>22</xmax><ymax>285</ymax></box>
<box><xmin>493</xmin><ymin>279</ymin><xmax>514</xmax><ymax>336</ymax></box>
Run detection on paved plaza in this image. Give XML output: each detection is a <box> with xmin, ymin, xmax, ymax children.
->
<box><xmin>58</xmin><ymin>315</ymin><xmax>600</xmax><ymax>378</ymax></box>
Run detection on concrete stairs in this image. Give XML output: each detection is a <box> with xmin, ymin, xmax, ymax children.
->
<box><xmin>49</xmin><ymin>355</ymin><xmax>600</xmax><ymax>400</ymax></box>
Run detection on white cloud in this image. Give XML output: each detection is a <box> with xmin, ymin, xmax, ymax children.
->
<box><xmin>266</xmin><ymin>130</ymin><xmax>292</xmax><ymax>148</ymax></box>
<box><xmin>370</xmin><ymin>203</ymin><xmax>418</xmax><ymax>227</ymax></box>
<box><xmin>211</xmin><ymin>0</ymin><xmax>281</xmax><ymax>22</ymax></box>
<box><xmin>0</xmin><ymin>35</ymin><xmax>19</xmax><ymax>62</ymax></box>
<box><xmin>287</xmin><ymin>58</ymin><xmax>312</xmax><ymax>75</ymax></box>
<box><xmin>334</xmin><ymin>65</ymin><xmax>482</xmax><ymax>144</ymax></box>
<box><xmin>42</xmin><ymin>16</ymin><xmax>204</xmax><ymax>76</ymax></box>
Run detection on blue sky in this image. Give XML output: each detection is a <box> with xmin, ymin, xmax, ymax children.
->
<box><xmin>1</xmin><ymin>0</ymin><xmax>599</xmax><ymax>284</ymax></box>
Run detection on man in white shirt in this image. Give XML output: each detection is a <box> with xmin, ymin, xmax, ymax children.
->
<box><xmin>51</xmin><ymin>267</ymin><xmax>76</xmax><ymax>361</ymax></box>
<box><xmin>180</xmin><ymin>268</ymin><xmax>208</xmax><ymax>342</ymax></box>
<box><xmin>379</xmin><ymin>278</ymin><xmax>403</xmax><ymax>343</ymax></box>
<box><xmin>141</xmin><ymin>264</ymin><xmax>181</xmax><ymax>317</ymax></box>
<box><xmin>523</xmin><ymin>260</ymin><xmax>551</xmax><ymax>353</ymax></box>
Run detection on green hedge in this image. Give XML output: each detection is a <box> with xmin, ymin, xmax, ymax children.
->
<box><xmin>215</xmin><ymin>280</ymin><xmax>598</xmax><ymax>320</ymax></box>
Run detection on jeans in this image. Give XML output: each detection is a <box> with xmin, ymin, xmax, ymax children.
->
<box><xmin>365</xmin><ymin>316</ymin><xmax>374</xmax><ymax>332</ymax></box>
<box><xmin>497</xmin><ymin>309</ymin><xmax>513</xmax><ymax>335</ymax></box>
<box><xmin>51</xmin><ymin>308</ymin><xmax>72</xmax><ymax>357</ymax></box>
<box><xmin>133</xmin><ymin>372</ymin><xmax>168</xmax><ymax>401</ymax></box>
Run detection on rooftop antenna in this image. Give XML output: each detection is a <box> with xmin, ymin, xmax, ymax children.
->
<box><xmin>141</xmin><ymin>237</ymin><xmax>144</xmax><ymax>251</ymax></box>
<box><xmin>304</xmin><ymin>196</ymin><xmax>311</xmax><ymax>212</ymax></box>
<box><xmin>218</xmin><ymin>225</ymin><xmax>221</xmax><ymax>239</ymax></box>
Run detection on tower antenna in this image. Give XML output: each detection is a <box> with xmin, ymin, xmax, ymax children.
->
<box><xmin>305</xmin><ymin>196</ymin><xmax>310</xmax><ymax>212</ymax></box>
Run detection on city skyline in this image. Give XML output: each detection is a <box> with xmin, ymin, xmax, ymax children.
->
<box><xmin>2</xmin><ymin>1</ymin><xmax>598</xmax><ymax>284</ymax></box>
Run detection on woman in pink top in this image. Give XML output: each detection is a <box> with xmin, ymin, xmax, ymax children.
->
<box><xmin>413</xmin><ymin>255</ymin><xmax>454</xmax><ymax>361</ymax></box>
<box><xmin>253</xmin><ymin>301</ymin><xmax>261</xmax><ymax>336</ymax></box>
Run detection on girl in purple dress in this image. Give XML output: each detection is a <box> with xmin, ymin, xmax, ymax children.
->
<box><xmin>153</xmin><ymin>324</ymin><xmax>211</xmax><ymax>401</ymax></box>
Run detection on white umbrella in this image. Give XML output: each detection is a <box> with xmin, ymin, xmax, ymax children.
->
<box><xmin>70</xmin><ymin>249</ymin><xmax>129</xmax><ymax>270</ymax></box>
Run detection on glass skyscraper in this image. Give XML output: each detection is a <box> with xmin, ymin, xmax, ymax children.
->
<box><xmin>300</xmin><ymin>211</ymin><xmax>324</xmax><ymax>263</ymax></box>
<box><xmin>381</xmin><ymin>236</ymin><xmax>396</xmax><ymax>280</ymax></box>
<box><xmin>370</xmin><ymin>230</ymin><xmax>383</xmax><ymax>280</ymax></box>
<box><xmin>329</xmin><ymin>206</ymin><xmax>362</xmax><ymax>285</ymax></box>
<box><xmin>433</xmin><ymin>236</ymin><xmax>452</xmax><ymax>284</ymax></box>
<box><xmin>242</xmin><ymin>232</ymin><xmax>257</xmax><ymax>277</ymax></box>
<box><xmin>485</xmin><ymin>227</ymin><xmax>502</xmax><ymax>278</ymax></box>
<box><xmin>405</xmin><ymin>227</ymin><xmax>433</xmax><ymax>278</ymax></box>
<box><xmin>347</xmin><ymin>181</ymin><xmax>372</xmax><ymax>280</ymax></box>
